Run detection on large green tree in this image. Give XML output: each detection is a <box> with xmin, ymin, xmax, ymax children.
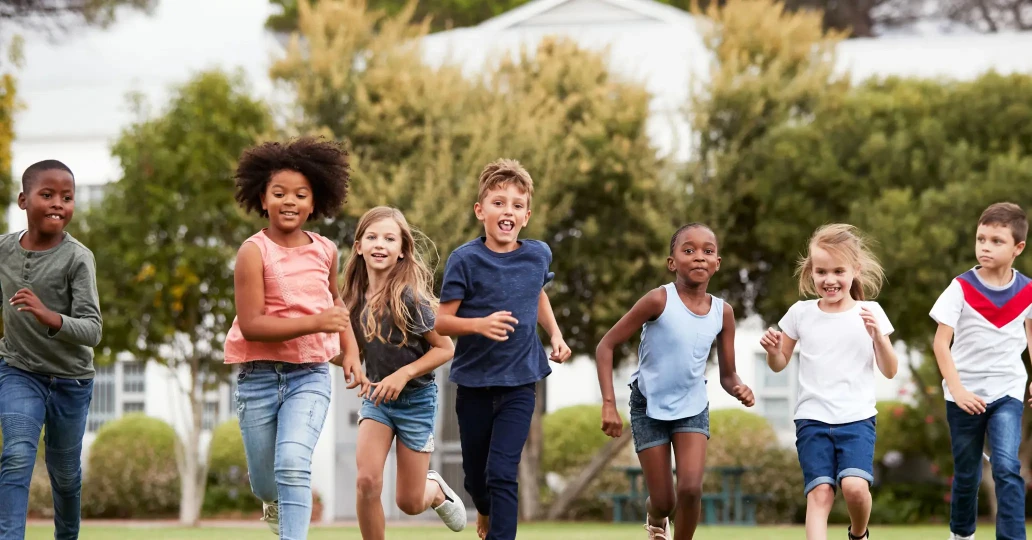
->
<box><xmin>69</xmin><ymin>70</ymin><xmax>269</xmax><ymax>526</ymax></box>
<box><xmin>271</xmin><ymin>0</ymin><xmax>674</xmax><ymax>518</ymax></box>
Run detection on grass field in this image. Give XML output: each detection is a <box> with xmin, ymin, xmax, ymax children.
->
<box><xmin>23</xmin><ymin>523</ymin><xmax>1029</xmax><ymax>539</ymax></box>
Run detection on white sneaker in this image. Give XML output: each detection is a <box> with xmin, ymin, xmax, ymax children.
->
<box><xmin>262</xmin><ymin>501</ymin><xmax>279</xmax><ymax>535</ymax></box>
<box><xmin>428</xmin><ymin>470</ymin><xmax>467</xmax><ymax>532</ymax></box>
<box><xmin>644</xmin><ymin>517</ymin><xmax>669</xmax><ymax>540</ymax></box>
<box><xmin>949</xmin><ymin>534</ymin><xmax>974</xmax><ymax>540</ymax></box>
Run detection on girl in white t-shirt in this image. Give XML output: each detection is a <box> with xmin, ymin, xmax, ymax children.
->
<box><xmin>760</xmin><ymin>224</ymin><xmax>899</xmax><ymax>540</ymax></box>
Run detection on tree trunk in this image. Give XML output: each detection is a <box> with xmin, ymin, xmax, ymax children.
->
<box><xmin>518</xmin><ymin>379</ymin><xmax>547</xmax><ymax>521</ymax></box>
<box><xmin>177</xmin><ymin>357</ymin><xmax>212</xmax><ymax>526</ymax></box>
<box><xmin>547</xmin><ymin>429</ymin><xmax>633</xmax><ymax>521</ymax></box>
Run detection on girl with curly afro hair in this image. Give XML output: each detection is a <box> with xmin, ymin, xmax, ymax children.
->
<box><xmin>223</xmin><ymin>137</ymin><xmax>364</xmax><ymax>538</ymax></box>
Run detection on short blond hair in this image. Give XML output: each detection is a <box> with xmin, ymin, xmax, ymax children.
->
<box><xmin>477</xmin><ymin>158</ymin><xmax>534</xmax><ymax>203</ymax></box>
<box><xmin>797</xmin><ymin>224</ymin><xmax>885</xmax><ymax>301</ymax></box>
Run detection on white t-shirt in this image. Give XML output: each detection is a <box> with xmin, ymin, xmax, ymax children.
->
<box><xmin>929</xmin><ymin>268</ymin><xmax>1032</xmax><ymax>404</ymax></box>
<box><xmin>778</xmin><ymin>300</ymin><xmax>894</xmax><ymax>424</ymax></box>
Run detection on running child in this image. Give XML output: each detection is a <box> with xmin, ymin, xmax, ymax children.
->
<box><xmin>342</xmin><ymin>206</ymin><xmax>466</xmax><ymax>538</ymax></box>
<box><xmin>0</xmin><ymin>160</ymin><xmax>102</xmax><ymax>540</ymax></box>
<box><xmin>930</xmin><ymin>202</ymin><xmax>1031</xmax><ymax>540</ymax></box>
<box><xmin>224</xmin><ymin>137</ymin><xmax>363</xmax><ymax>540</ymax></box>
<box><xmin>760</xmin><ymin>224</ymin><xmax>898</xmax><ymax>540</ymax></box>
<box><xmin>435</xmin><ymin>158</ymin><xmax>572</xmax><ymax>540</ymax></box>
<box><xmin>595</xmin><ymin>223</ymin><xmax>755</xmax><ymax>540</ymax></box>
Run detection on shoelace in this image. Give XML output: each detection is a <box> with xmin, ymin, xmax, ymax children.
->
<box><xmin>262</xmin><ymin>504</ymin><xmax>278</xmax><ymax>522</ymax></box>
<box><xmin>644</xmin><ymin>523</ymin><xmax>669</xmax><ymax>540</ymax></box>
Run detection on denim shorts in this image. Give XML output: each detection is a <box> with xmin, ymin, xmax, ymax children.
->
<box><xmin>795</xmin><ymin>417</ymin><xmax>876</xmax><ymax>496</ymax></box>
<box><xmin>629</xmin><ymin>379</ymin><xmax>710</xmax><ymax>453</ymax></box>
<box><xmin>359</xmin><ymin>382</ymin><xmax>438</xmax><ymax>453</ymax></box>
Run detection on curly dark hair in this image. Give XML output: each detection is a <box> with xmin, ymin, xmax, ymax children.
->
<box><xmin>234</xmin><ymin>137</ymin><xmax>350</xmax><ymax>220</ymax></box>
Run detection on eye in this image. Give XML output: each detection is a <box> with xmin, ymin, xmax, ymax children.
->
<box><xmin>64</xmin><ymin>196</ymin><xmax>73</xmax><ymax>202</ymax></box>
<box><xmin>515</xmin><ymin>204</ymin><xmax>524</xmax><ymax>209</ymax></box>
<box><xmin>365</xmin><ymin>234</ymin><xmax>375</xmax><ymax>240</ymax></box>
<box><xmin>42</xmin><ymin>193</ymin><xmax>51</xmax><ymax>199</ymax></box>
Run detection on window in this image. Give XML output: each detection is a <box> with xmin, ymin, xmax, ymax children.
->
<box><xmin>86</xmin><ymin>361</ymin><xmax>148</xmax><ymax>432</ymax></box>
<box><xmin>754</xmin><ymin>352</ymin><xmax>799</xmax><ymax>432</ymax></box>
<box><xmin>77</xmin><ymin>184</ymin><xmax>109</xmax><ymax>209</ymax></box>
<box><xmin>202</xmin><ymin>401</ymin><xmax>220</xmax><ymax>430</ymax></box>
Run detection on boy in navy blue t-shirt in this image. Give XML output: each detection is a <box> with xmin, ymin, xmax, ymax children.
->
<box><xmin>436</xmin><ymin>159</ymin><xmax>571</xmax><ymax>540</ymax></box>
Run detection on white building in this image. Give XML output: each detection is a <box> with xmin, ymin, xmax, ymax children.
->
<box><xmin>6</xmin><ymin>0</ymin><xmax>1030</xmax><ymax>523</ymax></box>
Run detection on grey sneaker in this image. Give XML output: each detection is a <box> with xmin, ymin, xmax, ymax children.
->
<box><xmin>428</xmin><ymin>470</ymin><xmax>467</xmax><ymax>531</ymax></box>
<box><xmin>262</xmin><ymin>501</ymin><xmax>279</xmax><ymax>535</ymax></box>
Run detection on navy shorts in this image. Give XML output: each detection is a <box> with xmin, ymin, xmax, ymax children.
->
<box><xmin>629</xmin><ymin>379</ymin><xmax>710</xmax><ymax>453</ymax></box>
<box><xmin>795</xmin><ymin>417</ymin><xmax>876</xmax><ymax>496</ymax></box>
<box><xmin>359</xmin><ymin>383</ymin><xmax>438</xmax><ymax>452</ymax></box>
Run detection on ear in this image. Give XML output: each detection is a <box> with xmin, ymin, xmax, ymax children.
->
<box><xmin>524</xmin><ymin>207</ymin><xmax>532</xmax><ymax>226</ymax></box>
<box><xmin>17</xmin><ymin>192</ymin><xmax>26</xmax><ymax>210</ymax></box>
<box><xmin>667</xmin><ymin>255</ymin><xmax>675</xmax><ymax>272</ymax></box>
<box><xmin>715</xmin><ymin>255</ymin><xmax>721</xmax><ymax>271</ymax></box>
<box><xmin>474</xmin><ymin>202</ymin><xmax>485</xmax><ymax>222</ymax></box>
<box><xmin>260</xmin><ymin>191</ymin><xmax>268</xmax><ymax>211</ymax></box>
<box><xmin>1015</xmin><ymin>240</ymin><xmax>1026</xmax><ymax>257</ymax></box>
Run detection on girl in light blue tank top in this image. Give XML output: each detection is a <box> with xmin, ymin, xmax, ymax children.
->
<box><xmin>595</xmin><ymin>224</ymin><xmax>756</xmax><ymax>540</ymax></box>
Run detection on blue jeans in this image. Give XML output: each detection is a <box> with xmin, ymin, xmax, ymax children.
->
<box><xmin>0</xmin><ymin>357</ymin><xmax>93</xmax><ymax>540</ymax></box>
<box><xmin>947</xmin><ymin>396</ymin><xmax>1025</xmax><ymax>540</ymax></box>
<box><xmin>235</xmin><ymin>361</ymin><xmax>331</xmax><ymax>540</ymax></box>
<box><xmin>456</xmin><ymin>383</ymin><xmax>536</xmax><ymax>540</ymax></box>
<box><xmin>794</xmin><ymin>417</ymin><xmax>876</xmax><ymax>497</ymax></box>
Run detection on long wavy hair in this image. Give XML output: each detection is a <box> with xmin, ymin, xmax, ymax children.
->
<box><xmin>340</xmin><ymin>207</ymin><xmax>438</xmax><ymax>346</ymax></box>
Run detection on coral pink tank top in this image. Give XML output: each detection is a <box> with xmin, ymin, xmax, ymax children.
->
<box><xmin>224</xmin><ymin>230</ymin><xmax>341</xmax><ymax>365</ymax></box>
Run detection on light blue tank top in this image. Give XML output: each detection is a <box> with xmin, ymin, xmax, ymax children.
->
<box><xmin>631</xmin><ymin>283</ymin><xmax>723</xmax><ymax>421</ymax></box>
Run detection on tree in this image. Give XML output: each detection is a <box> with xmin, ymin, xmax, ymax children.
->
<box><xmin>266</xmin><ymin>0</ymin><xmax>525</xmax><ymax>33</ymax></box>
<box><xmin>271</xmin><ymin>0</ymin><xmax>674</xmax><ymax>518</ymax></box>
<box><xmin>0</xmin><ymin>0</ymin><xmax>156</xmax><ymax>35</ymax></box>
<box><xmin>943</xmin><ymin>0</ymin><xmax>1032</xmax><ymax>32</ymax></box>
<box><xmin>68</xmin><ymin>70</ymin><xmax>269</xmax><ymax>526</ymax></box>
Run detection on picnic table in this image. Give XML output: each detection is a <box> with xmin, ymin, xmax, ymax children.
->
<box><xmin>603</xmin><ymin>466</ymin><xmax>768</xmax><ymax>525</ymax></box>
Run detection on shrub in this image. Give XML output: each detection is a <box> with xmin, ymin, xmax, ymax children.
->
<box><xmin>81</xmin><ymin>414</ymin><xmax>180</xmax><ymax>518</ymax></box>
<box><xmin>203</xmin><ymin>419</ymin><xmax>258</xmax><ymax>517</ymax></box>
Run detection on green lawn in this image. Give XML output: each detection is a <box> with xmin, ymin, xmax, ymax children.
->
<box><xmin>23</xmin><ymin>523</ymin><xmax>1029</xmax><ymax>539</ymax></box>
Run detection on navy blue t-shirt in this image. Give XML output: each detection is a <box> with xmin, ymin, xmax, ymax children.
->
<box><xmin>440</xmin><ymin>238</ymin><xmax>554</xmax><ymax>387</ymax></box>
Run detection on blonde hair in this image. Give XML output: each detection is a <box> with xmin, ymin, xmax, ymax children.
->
<box><xmin>341</xmin><ymin>207</ymin><xmax>439</xmax><ymax>346</ymax></box>
<box><xmin>796</xmin><ymin>224</ymin><xmax>884</xmax><ymax>301</ymax></box>
<box><xmin>478</xmin><ymin>158</ymin><xmax>534</xmax><ymax>204</ymax></box>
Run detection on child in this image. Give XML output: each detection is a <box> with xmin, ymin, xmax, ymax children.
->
<box><xmin>595</xmin><ymin>223</ymin><xmax>755</xmax><ymax>540</ymax></box>
<box><xmin>930</xmin><ymin>202</ymin><xmax>1031</xmax><ymax>540</ymax></box>
<box><xmin>341</xmin><ymin>206</ymin><xmax>466</xmax><ymax>538</ymax></box>
<box><xmin>0</xmin><ymin>160</ymin><xmax>102</xmax><ymax>540</ymax></box>
<box><xmin>224</xmin><ymin>137</ymin><xmax>363</xmax><ymax>539</ymax></box>
<box><xmin>435</xmin><ymin>159</ymin><xmax>571</xmax><ymax>540</ymax></box>
<box><xmin>760</xmin><ymin>223</ymin><xmax>898</xmax><ymax>540</ymax></box>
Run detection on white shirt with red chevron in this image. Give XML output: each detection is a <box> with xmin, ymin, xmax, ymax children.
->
<box><xmin>930</xmin><ymin>267</ymin><xmax>1032</xmax><ymax>404</ymax></box>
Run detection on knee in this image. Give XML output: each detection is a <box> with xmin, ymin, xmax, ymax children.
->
<box><xmin>484</xmin><ymin>462</ymin><xmax>518</xmax><ymax>489</ymax></box>
<box><xmin>676</xmin><ymin>479</ymin><xmax>703</xmax><ymax>503</ymax></box>
<box><xmin>807</xmin><ymin>484</ymin><xmax>835</xmax><ymax>508</ymax></box>
<box><xmin>0</xmin><ymin>441</ymin><xmax>37</xmax><ymax>473</ymax></box>
<box><xmin>396</xmin><ymin>493</ymin><xmax>425</xmax><ymax>516</ymax></box>
<box><xmin>274</xmin><ymin>453</ymin><xmax>312</xmax><ymax>486</ymax></box>
<box><xmin>840</xmin><ymin>478</ymin><xmax>870</xmax><ymax>504</ymax></box>
<box><xmin>991</xmin><ymin>454</ymin><xmax>1022</xmax><ymax>478</ymax></box>
<box><xmin>356</xmin><ymin>472</ymin><xmax>383</xmax><ymax>501</ymax></box>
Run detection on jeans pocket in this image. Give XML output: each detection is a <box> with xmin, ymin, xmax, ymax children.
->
<box><xmin>307</xmin><ymin>395</ymin><xmax>330</xmax><ymax>432</ymax></box>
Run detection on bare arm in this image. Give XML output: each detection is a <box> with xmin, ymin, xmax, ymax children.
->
<box><xmin>873</xmin><ymin>333</ymin><xmax>898</xmax><ymax>379</ymax></box>
<box><xmin>435</xmin><ymin>300</ymin><xmax>516</xmax><ymax>341</ymax></box>
<box><xmin>234</xmin><ymin>243</ymin><xmax>340</xmax><ymax>342</ymax></box>
<box><xmin>329</xmin><ymin>250</ymin><xmax>360</xmax><ymax>366</ymax></box>
<box><xmin>933</xmin><ymin>323</ymin><xmax>963</xmax><ymax>394</ymax></box>
<box><xmin>716</xmin><ymin>302</ymin><xmax>753</xmax><ymax>406</ymax></box>
<box><xmin>1026</xmin><ymin>319</ymin><xmax>1032</xmax><ymax>357</ymax></box>
<box><xmin>595</xmin><ymin>288</ymin><xmax>665</xmax><ymax>407</ymax></box>
<box><xmin>537</xmin><ymin>290</ymin><xmax>561</xmax><ymax>338</ymax></box>
<box><xmin>398</xmin><ymin>330</ymin><xmax>456</xmax><ymax>380</ymax></box>
<box><xmin>765</xmin><ymin>333</ymin><xmax>797</xmax><ymax>373</ymax></box>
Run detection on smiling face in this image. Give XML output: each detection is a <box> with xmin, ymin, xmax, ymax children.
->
<box><xmin>356</xmin><ymin>217</ymin><xmax>404</xmax><ymax>274</ymax></box>
<box><xmin>474</xmin><ymin>183</ymin><xmax>531</xmax><ymax>252</ymax></box>
<box><xmin>261</xmin><ymin>170</ymin><xmax>314</xmax><ymax>234</ymax></box>
<box><xmin>18</xmin><ymin>169</ymin><xmax>76</xmax><ymax>237</ymax></box>
<box><xmin>668</xmin><ymin>226</ymin><xmax>720</xmax><ymax>285</ymax></box>
<box><xmin>809</xmin><ymin>245</ymin><xmax>856</xmax><ymax>306</ymax></box>
<box><xmin>975</xmin><ymin>223</ymin><xmax>1025</xmax><ymax>271</ymax></box>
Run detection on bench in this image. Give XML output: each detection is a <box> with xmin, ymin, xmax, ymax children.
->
<box><xmin>602</xmin><ymin>492</ymin><xmax>730</xmax><ymax>524</ymax></box>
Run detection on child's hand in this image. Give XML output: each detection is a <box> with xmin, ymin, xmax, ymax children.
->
<box><xmin>759</xmin><ymin>328</ymin><xmax>782</xmax><ymax>355</ymax></box>
<box><xmin>368</xmin><ymin>371</ymin><xmax>410</xmax><ymax>407</ymax></box>
<box><xmin>315</xmin><ymin>306</ymin><xmax>351</xmax><ymax>334</ymax></box>
<box><xmin>10</xmin><ymin>289</ymin><xmax>61</xmax><ymax>330</ymax></box>
<box><xmin>860</xmin><ymin>307</ymin><xmax>881</xmax><ymax>339</ymax></box>
<box><xmin>731</xmin><ymin>383</ymin><xmax>755</xmax><ymax>407</ymax></box>
<box><xmin>340</xmin><ymin>356</ymin><xmax>366</xmax><ymax>390</ymax></box>
<box><xmin>601</xmin><ymin>403</ymin><xmax>623</xmax><ymax>438</ymax></box>
<box><xmin>549</xmin><ymin>334</ymin><xmax>572</xmax><ymax>363</ymax></box>
<box><xmin>954</xmin><ymin>387</ymin><xmax>987</xmax><ymax>415</ymax></box>
<box><xmin>474</xmin><ymin>311</ymin><xmax>518</xmax><ymax>341</ymax></box>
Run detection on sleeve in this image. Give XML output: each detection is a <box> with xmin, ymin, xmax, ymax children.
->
<box><xmin>409</xmin><ymin>295</ymin><xmax>437</xmax><ymax>335</ymax></box>
<box><xmin>869</xmin><ymin>301</ymin><xmax>894</xmax><ymax>336</ymax></box>
<box><xmin>539</xmin><ymin>240</ymin><xmax>555</xmax><ymax>287</ymax></box>
<box><xmin>778</xmin><ymin>302</ymin><xmax>800</xmax><ymax>340</ymax></box>
<box><xmin>49</xmin><ymin>251</ymin><xmax>103</xmax><ymax>347</ymax></box>
<box><xmin>439</xmin><ymin>250</ymin><xmax>470</xmax><ymax>303</ymax></box>
<box><xmin>929</xmin><ymin>280</ymin><xmax>964</xmax><ymax>328</ymax></box>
